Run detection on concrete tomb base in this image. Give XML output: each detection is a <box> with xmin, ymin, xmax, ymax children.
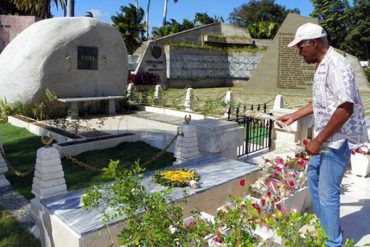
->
<box><xmin>34</xmin><ymin>156</ymin><xmax>260</xmax><ymax>247</ymax></box>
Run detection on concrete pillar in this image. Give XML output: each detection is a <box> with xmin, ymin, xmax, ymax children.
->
<box><xmin>0</xmin><ymin>153</ymin><xmax>10</xmax><ymax>188</ymax></box>
<box><xmin>223</xmin><ymin>89</ymin><xmax>233</xmax><ymax>118</ymax></box>
<box><xmin>273</xmin><ymin>95</ymin><xmax>284</xmax><ymax>110</ymax></box>
<box><xmin>174</xmin><ymin>123</ymin><xmax>200</xmax><ymax>164</ymax></box>
<box><xmin>192</xmin><ymin>119</ymin><xmax>244</xmax><ymax>160</ymax></box>
<box><xmin>184</xmin><ymin>88</ymin><xmax>194</xmax><ymax>112</ymax></box>
<box><xmin>30</xmin><ymin>146</ymin><xmax>67</xmax><ymax>241</ymax></box>
<box><xmin>108</xmin><ymin>99</ymin><xmax>116</xmax><ymax>115</ymax></box>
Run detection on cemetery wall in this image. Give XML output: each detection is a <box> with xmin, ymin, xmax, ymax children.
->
<box><xmin>0</xmin><ymin>15</ymin><xmax>41</xmax><ymax>53</ymax></box>
<box><xmin>134</xmin><ymin>22</ymin><xmax>258</xmax><ymax>87</ymax></box>
<box><xmin>165</xmin><ymin>46</ymin><xmax>262</xmax><ymax>88</ymax></box>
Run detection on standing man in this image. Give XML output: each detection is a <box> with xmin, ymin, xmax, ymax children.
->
<box><xmin>278</xmin><ymin>23</ymin><xmax>368</xmax><ymax>246</ymax></box>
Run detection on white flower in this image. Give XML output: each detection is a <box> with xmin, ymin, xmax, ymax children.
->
<box><xmin>189</xmin><ymin>180</ymin><xmax>200</xmax><ymax>189</ymax></box>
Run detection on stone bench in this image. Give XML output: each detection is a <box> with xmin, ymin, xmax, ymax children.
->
<box><xmin>58</xmin><ymin>96</ymin><xmax>125</xmax><ymax>116</ymax></box>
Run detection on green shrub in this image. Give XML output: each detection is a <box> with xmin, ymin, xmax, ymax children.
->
<box><xmin>364</xmin><ymin>67</ymin><xmax>370</xmax><ymax>84</ymax></box>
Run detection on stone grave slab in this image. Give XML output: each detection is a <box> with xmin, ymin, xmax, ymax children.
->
<box><xmin>38</xmin><ymin>156</ymin><xmax>260</xmax><ymax>247</ymax></box>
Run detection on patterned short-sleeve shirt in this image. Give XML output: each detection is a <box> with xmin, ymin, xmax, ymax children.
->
<box><xmin>313</xmin><ymin>47</ymin><xmax>369</xmax><ymax>149</ymax></box>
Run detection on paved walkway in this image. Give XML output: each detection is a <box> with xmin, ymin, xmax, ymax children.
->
<box><xmin>0</xmin><ymin>185</ymin><xmax>33</xmax><ymax>231</ymax></box>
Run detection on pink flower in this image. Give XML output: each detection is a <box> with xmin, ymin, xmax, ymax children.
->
<box><xmin>261</xmin><ymin>198</ymin><xmax>266</xmax><ymax>206</ymax></box>
<box><xmin>299</xmin><ymin>159</ymin><xmax>306</xmax><ymax>167</ymax></box>
<box><xmin>239</xmin><ymin>178</ymin><xmax>246</xmax><ymax>187</ymax></box>
<box><xmin>251</xmin><ymin>203</ymin><xmax>261</xmax><ymax>214</ymax></box>
<box><xmin>295</xmin><ymin>152</ymin><xmax>300</xmax><ymax>158</ymax></box>
<box><xmin>266</xmin><ymin>191</ymin><xmax>272</xmax><ymax>198</ymax></box>
<box><xmin>275</xmin><ymin>166</ymin><xmax>282</xmax><ymax>172</ymax></box>
<box><xmin>288</xmin><ymin>181</ymin><xmax>295</xmax><ymax>187</ymax></box>
<box><xmin>213</xmin><ymin>236</ymin><xmax>222</xmax><ymax>243</ymax></box>
<box><xmin>275</xmin><ymin>157</ymin><xmax>284</xmax><ymax>165</ymax></box>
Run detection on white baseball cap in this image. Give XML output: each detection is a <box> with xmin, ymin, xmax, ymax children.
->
<box><xmin>287</xmin><ymin>22</ymin><xmax>327</xmax><ymax>47</ymax></box>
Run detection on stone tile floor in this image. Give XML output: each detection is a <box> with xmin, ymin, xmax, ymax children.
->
<box><xmin>341</xmin><ymin>172</ymin><xmax>370</xmax><ymax>245</ymax></box>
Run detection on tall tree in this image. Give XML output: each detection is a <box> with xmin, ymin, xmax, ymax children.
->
<box><xmin>341</xmin><ymin>0</ymin><xmax>370</xmax><ymax>62</ymax></box>
<box><xmin>112</xmin><ymin>4</ymin><xmax>146</xmax><ymax>54</ymax></box>
<box><xmin>85</xmin><ymin>11</ymin><xmax>93</xmax><ymax>17</ymax></box>
<box><xmin>228</xmin><ymin>0</ymin><xmax>299</xmax><ymax>28</ymax></box>
<box><xmin>310</xmin><ymin>0</ymin><xmax>350</xmax><ymax>48</ymax></box>
<box><xmin>12</xmin><ymin>0</ymin><xmax>65</xmax><ymax>18</ymax></box>
<box><xmin>66</xmin><ymin>0</ymin><xmax>74</xmax><ymax>17</ymax></box>
<box><xmin>0</xmin><ymin>0</ymin><xmax>26</xmax><ymax>15</ymax></box>
<box><xmin>162</xmin><ymin>0</ymin><xmax>178</xmax><ymax>26</ymax></box>
<box><xmin>194</xmin><ymin>12</ymin><xmax>223</xmax><ymax>26</ymax></box>
<box><xmin>146</xmin><ymin>0</ymin><xmax>151</xmax><ymax>38</ymax></box>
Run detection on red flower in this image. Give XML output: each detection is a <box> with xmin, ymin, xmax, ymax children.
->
<box><xmin>213</xmin><ymin>236</ymin><xmax>222</xmax><ymax>243</ymax></box>
<box><xmin>261</xmin><ymin>199</ymin><xmax>266</xmax><ymax>206</ymax></box>
<box><xmin>251</xmin><ymin>203</ymin><xmax>261</xmax><ymax>214</ymax></box>
<box><xmin>303</xmin><ymin>139</ymin><xmax>308</xmax><ymax>146</ymax></box>
<box><xmin>266</xmin><ymin>191</ymin><xmax>272</xmax><ymax>198</ymax></box>
<box><xmin>298</xmin><ymin>159</ymin><xmax>306</xmax><ymax>167</ymax></box>
<box><xmin>288</xmin><ymin>181</ymin><xmax>295</xmax><ymax>187</ymax></box>
<box><xmin>239</xmin><ymin>178</ymin><xmax>246</xmax><ymax>187</ymax></box>
<box><xmin>275</xmin><ymin>166</ymin><xmax>282</xmax><ymax>172</ymax></box>
<box><xmin>295</xmin><ymin>152</ymin><xmax>300</xmax><ymax>158</ymax></box>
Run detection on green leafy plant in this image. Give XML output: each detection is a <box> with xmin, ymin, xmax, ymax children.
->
<box><xmin>268</xmin><ymin>212</ymin><xmax>328</xmax><ymax>247</ymax></box>
<box><xmin>364</xmin><ymin>67</ymin><xmax>370</xmax><ymax>84</ymax></box>
<box><xmin>211</xmin><ymin>198</ymin><xmax>259</xmax><ymax>246</ymax></box>
<box><xmin>82</xmin><ymin>160</ymin><xmax>209</xmax><ymax>246</ymax></box>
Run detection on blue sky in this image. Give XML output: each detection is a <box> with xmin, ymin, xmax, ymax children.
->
<box><xmin>52</xmin><ymin>0</ymin><xmax>315</xmax><ymax>29</ymax></box>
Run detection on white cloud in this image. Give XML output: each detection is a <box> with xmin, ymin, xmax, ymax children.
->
<box><xmin>87</xmin><ymin>9</ymin><xmax>104</xmax><ymax>18</ymax></box>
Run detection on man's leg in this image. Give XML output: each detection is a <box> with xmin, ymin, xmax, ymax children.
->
<box><xmin>307</xmin><ymin>154</ymin><xmax>322</xmax><ymax>217</ymax></box>
<box><xmin>318</xmin><ymin>142</ymin><xmax>350</xmax><ymax>246</ymax></box>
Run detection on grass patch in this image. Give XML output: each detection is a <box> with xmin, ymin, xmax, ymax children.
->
<box><xmin>0</xmin><ymin>123</ymin><xmax>44</xmax><ymax>199</ymax></box>
<box><xmin>0</xmin><ymin>206</ymin><xmax>40</xmax><ymax>247</ymax></box>
<box><xmin>247</xmin><ymin>126</ymin><xmax>269</xmax><ymax>146</ymax></box>
<box><xmin>0</xmin><ymin>123</ymin><xmax>175</xmax><ymax>200</ymax></box>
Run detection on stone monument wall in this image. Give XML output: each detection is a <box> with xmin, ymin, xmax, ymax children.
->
<box><xmin>164</xmin><ymin>46</ymin><xmax>262</xmax><ymax>88</ymax></box>
<box><xmin>0</xmin><ymin>15</ymin><xmax>41</xmax><ymax>53</ymax></box>
<box><xmin>134</xmin><ymin>23</ymin><xmax>254</xmax><ymax>87</ymax></box>
<box><xmin>246</xmin><ymin>13</ymin><xmax>369</xmax><ymax>94</ymax></box>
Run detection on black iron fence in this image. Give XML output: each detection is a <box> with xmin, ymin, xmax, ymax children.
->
<box><xmin>228</xmin><ymin>103</ymin><xmax>273</xmax><ymax>156</ymax></box>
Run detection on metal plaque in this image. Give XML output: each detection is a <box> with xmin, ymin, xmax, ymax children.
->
<box><xmin>77</xmin><ymin>46</ymin><xmax>98</xmax><ymax>70</ymax></box>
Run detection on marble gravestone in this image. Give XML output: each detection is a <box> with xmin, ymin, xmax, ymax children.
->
<box><xmin>0</xmin><ymin>17</ymin><xmax>128</xmax><ymax>103</ymax></box>
<box><xmin>247</xmin><ymin>13</ymin><xmax>370</xmax><ymax>94</ymax></box>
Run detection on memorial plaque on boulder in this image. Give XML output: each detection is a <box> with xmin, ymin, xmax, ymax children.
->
<box><xmin>78</xmin><ymin>46</ymin><xmax>98</xmax><ymax>70</ymax></box>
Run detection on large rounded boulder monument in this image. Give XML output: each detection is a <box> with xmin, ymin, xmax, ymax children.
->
<box><xmin>0</xmin><ymin>17</ymin><xmax>128</xmax><ymax>104</ymax></box>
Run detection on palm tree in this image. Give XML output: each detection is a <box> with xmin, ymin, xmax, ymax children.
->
<box><xmin>162</xmin><ymin>0</ymin><xmax>178</xmax><ymax>26</ymax></box>
<box><xmin>112</xmin><ymin>4</ymin><xmax>146</xmax><ymax>54</ymax></box>
<box><xmin>146</xmin><ymin>0</ymin><xmax>151</xmax><ymax>38</ymax></box>
<box><xmin>66</xmin><ymin>0</ymin><xmax>74</xmax><ymax>17</ymax></box>
<box><xmin>12</xmin><ymin>0</ymin><xmax>65</xmax><ymax>18</ymax></box>
<box><xmin>85</xmin><ymin>11</ymin><xmax>93</xmax><ymax>18</ymax></box>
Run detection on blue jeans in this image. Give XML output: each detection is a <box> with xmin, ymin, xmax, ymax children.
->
<box><xmin>307</xmin><ymin>140</ymin><xmax>350</xmax><ymax>247</ymax></box>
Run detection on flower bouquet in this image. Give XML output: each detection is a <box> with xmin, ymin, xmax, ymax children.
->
<box><xmin>247</xmin><ymin>153</ymin><xmax>309</xmax><ymax>213</ymax></box>
<box><xmin>350</xmin><ymin>146</ymin><xmax>370</xmax><ymax>177</ymax></box>
<box><xmin>152</xmin><ymin>168</ymin><xmax>200</xmax><ymax>187</ymax></box>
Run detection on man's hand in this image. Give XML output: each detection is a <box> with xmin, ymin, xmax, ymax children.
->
<box><xmin>304</xmin><ymin>139</ymin><xmax>322</xmax><ymax>155</ymax></box>
<box><xmin>277</xmin><ymin>114</ymin><xmax>295</xmax><ymax>127</ymax></box>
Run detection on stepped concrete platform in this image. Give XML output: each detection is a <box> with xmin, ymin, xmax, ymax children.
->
<box><xmin>37</xmin><ymin>156</ymin><xmax>260</xmax><ymax>247</ymax></box>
